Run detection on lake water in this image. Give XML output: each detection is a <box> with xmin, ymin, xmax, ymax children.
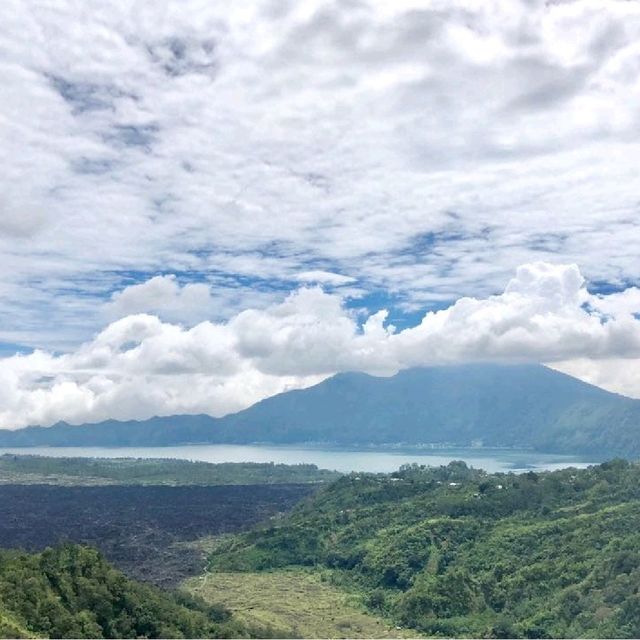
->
<box><xmin>0</xmin><ymin>444</ymin><xmax>601</xmax><ymax>474</ymax></box>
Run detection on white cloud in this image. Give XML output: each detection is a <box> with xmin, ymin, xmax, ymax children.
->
<box><xmin>294</xmin><ymin>271</ymin><xmax>356</xmax><ymax>286</ymax></box>
<box><xmin>549</xmin><ymin>358</ymin><xmax>640</xmax><ymax>401</ymax></box>
<box><xmin>1</xmin><ymin>1</ymin><xmax>640</xmax><ymax>350</ymax></box>
<box><xmin>106</xmin><ymin>275</ymin><xmax>217</xmax><ymax>323</ymax></box>
<box><xmin>392</xmin><ymin>263</ymin><xmax>640</xmax><ymax>365</ymax></box>
<box><xmin>589</xmin><ymin>287</ymin><xmax>640</xmax><ymax>318</ymax></box>
<box><xmin>2</xmin><ymin>262</ymin><xmax>640</xmax><ymax>429</ymax></box>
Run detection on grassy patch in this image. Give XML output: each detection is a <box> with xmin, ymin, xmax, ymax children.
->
<box><xmin>184</xmin><ymin>569</ymin><xmax>420</xmax><ymax>638</ymax></box>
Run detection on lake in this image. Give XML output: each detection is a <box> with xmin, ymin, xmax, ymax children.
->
<box><xmin>0</xmin><ymin>444</ymin><xmax>601</xmax><ymax>474</ymax></box>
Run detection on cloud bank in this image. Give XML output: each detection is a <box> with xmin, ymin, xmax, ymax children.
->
<box><xmin>2</xmin><ymin>262</ymin><xmax>640</xmax><ymax>430</ymax></box>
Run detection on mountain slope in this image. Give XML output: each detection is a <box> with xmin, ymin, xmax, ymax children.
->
<box><xmin>0</xmin><ymin>364</ymin><xmax>639</xmax><ymax>456</ymax></box>
<box><xmin>218</xmin><ymin>364</ymin><xmax>640</xmax><ymax>453</ymax></box>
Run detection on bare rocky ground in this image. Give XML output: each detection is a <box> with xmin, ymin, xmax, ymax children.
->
<box><xmin>0</xmin><ymin>483</ymin><xmax>316</xmax><ymax>588</ymax></box>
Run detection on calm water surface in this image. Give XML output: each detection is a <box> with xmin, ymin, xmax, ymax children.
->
<box><xmin>0</xmin><ymin>444</ymin><xmax>601</xmax><ymax>474</ymax></box>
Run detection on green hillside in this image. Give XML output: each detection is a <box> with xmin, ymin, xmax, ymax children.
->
<box><xmin>0</xmin><ymin>544</ymin><xmax>282</xmax><ymax>639</ymax></box>
<box><xmin>207</xmin><ymin>460</ymin><xmax>640</xmax><ymax>638</ymax></box>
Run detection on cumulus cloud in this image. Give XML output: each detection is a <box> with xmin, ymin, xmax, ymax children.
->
<box><xmin>1</xmin><ymin>0</ymin><xmax>640</xmax><ymax>350</ymax></box>
<box><xmin>2</xmin><ymin>262</ymin><xmax>640</xmax><ymax>430</ymax></box>
<box><xmin>105</xmin><ymin>275</ymin><xmax>218</xmax><ymax>323</ymax></box>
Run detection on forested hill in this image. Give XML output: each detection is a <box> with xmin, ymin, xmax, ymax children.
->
<box><xmin>0</xmin><ymin>544</ymin><xmax>279</xmax><ymax>639</ymax></box>
<box><xmin>207</xmin><ymin>459</ymin><xmax>640</xmax><ymax>638</ymax></box>
<box><xmin>1</xmin><ymin>364</ymin><xmax>639</xmax><ymax>457</ymax></box>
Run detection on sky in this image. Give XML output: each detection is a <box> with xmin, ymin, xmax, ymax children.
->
<box><xmin>1</xmin><ymin>0</ymin><xmax>640</xmax><ymax>429</ymax></box>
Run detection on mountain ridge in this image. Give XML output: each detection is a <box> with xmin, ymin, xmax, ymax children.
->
<box><xmin>0</xmin><ymin>364</ymin><xmax>639</xmax><ymax>457</ymax></box>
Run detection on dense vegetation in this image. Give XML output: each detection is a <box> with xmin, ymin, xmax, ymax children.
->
<box><xmin>207</xmin><ymin>460</ymin><xmax>640</xmax><ymax>638</ymax></box>
<box><xmin>1</xmin><ymin>365</ymin><xmax>638</xmax><ymax>457</ymax></box>
<box><xmin>0</xmin><ymin>544</ymin><xmax>279</xmax><ymax>638</ymax></box>
<box><xmin>0</xmin><ymin>455</ymin><xmax>339</xmax><ymax>485</ymax></box>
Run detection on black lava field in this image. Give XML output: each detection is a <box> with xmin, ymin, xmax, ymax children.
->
<box><xmin>0</xmin><ymin>483</ymin><xmax>315</xmax><ymax>587</ymax></box>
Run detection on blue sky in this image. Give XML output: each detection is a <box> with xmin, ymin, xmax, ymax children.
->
<box><xmin>1</xmin><ymin>0</ymin><xmax>640</xmax><ymax>428</ymax></box>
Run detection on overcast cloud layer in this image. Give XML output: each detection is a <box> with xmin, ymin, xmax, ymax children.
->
<box><xmin>1</xmin><ymin>0</ymin><xmax>640</xmax><ymax>426</ymax></box>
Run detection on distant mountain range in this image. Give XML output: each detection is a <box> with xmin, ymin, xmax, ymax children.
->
<box><xmin>1</xmin><ymin>364</ymin><xmax>639</xmax><ymax>457</ymax></box>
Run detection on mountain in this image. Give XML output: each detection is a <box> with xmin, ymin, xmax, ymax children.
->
<box><xmin>1</xmin><ymin>364</ymin><xmax>639</xmax><ymax>456</ymax></box>
<box><xmin>218</xmin><ymin>363</ymin><xmax>640</xmax><ymax>454</ymax></box>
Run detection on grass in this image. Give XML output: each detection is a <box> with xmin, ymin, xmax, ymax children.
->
<box><xmin>183</xmin><ymin>569</ymin><xmax>421</xmax><ymax>639</ymax></box>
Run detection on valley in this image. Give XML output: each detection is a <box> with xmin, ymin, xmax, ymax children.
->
<box><xmin>0</xmin><ymin>455</ymin><xmax>414</xmax><ymax>638</ymax></box>
<box><xmin>2</xmin><ymin>453</ymin><xmax>640</xmax><ymax>638</ymax></box>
